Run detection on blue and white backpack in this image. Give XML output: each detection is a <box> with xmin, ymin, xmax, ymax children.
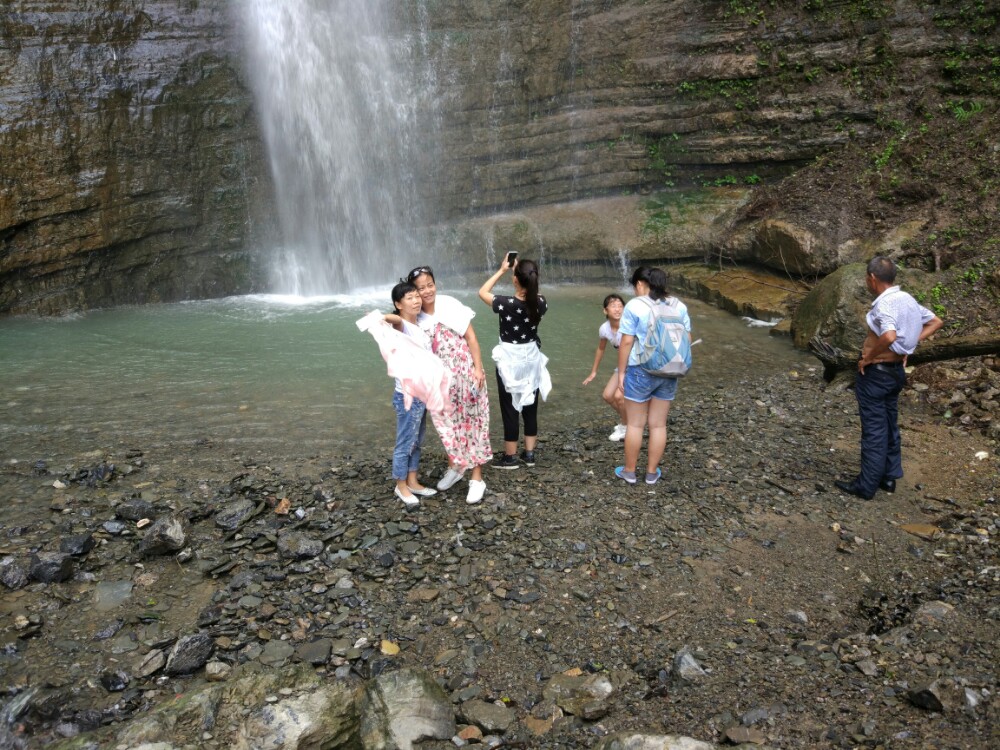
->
<box><xmin>636</xmin><ymin>296</ymin><xmax>692</xmax><ymax>377</ymax></box>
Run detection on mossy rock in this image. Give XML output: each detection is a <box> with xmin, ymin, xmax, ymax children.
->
<box><xmin>792</xmin><ymin>263</ymin><xmax>935</xmax><ymax>352</ymax></box>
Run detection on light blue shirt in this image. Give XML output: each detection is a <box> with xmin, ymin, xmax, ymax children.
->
<box><xmin>620</xmin><ymin>295</ymin><xmax>692</xmax><ymax>367</ymax></box>
<box><xmin>866</xmin><ymin>286</ymin><xmax>935</xmax><ymax>356</ymax></box>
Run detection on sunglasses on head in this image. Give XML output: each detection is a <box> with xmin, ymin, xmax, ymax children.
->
<box><xmin>406</xmin><ymin>266</ymin><xmax>433</xmax><ymax>282</ymax></box>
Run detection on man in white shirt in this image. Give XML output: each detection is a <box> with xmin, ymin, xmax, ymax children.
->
<box><xmin>835</xmin><ymin>256</ymin><xmax>943</xmax><ymax>500</ymax></box>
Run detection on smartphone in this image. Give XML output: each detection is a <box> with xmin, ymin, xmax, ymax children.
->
<box><xmin>506</xmin><ymin>251</ymin><xmax>518</xmax><ymax>265</ymax></box>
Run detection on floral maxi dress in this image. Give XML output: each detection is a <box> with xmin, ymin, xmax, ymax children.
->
<box><xmin>429</xmin><ymin>323</ymin><xmax>492</xmax><ymax>471</ymax></box>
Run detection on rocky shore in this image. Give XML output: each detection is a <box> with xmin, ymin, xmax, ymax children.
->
<box><xmin>1</xmin><ymin>363</ymin><xmax>997</xmax><ymax>749</ymax></box>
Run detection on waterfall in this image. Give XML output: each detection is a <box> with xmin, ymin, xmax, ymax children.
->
<box><xmin>614</xmin><ymin>246</ymin><xmax>632</xmax><ymax>286</ymax></box>
<box><xmin>241</xmin><ymin>1</ymin><xmax>432</xmax><ymax>295</ymax></box>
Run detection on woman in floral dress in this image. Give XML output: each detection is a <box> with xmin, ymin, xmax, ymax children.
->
<box><xmin>407</xmin><ymin>265</ymin><xmax>492</xmax><ymax>505</ymax></box>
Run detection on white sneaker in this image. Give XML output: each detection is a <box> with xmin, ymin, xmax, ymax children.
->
<box><xmin>608</xmin><ymin>424</ymin><xmax>627</xmax><ymax>442</ymax></box>
<box><xmin>466</xmin><ymin>479</ymin><xmax>486</xmax><ymax>505</ymax></box>
<box><xmin>436</xmin><ymin>467</ymin><xmax>466</xmax><ymax>491</ymax></box>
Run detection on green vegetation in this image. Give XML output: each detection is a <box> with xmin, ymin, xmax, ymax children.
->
<box><xmin>873</xmin><ymin>139</ymin><xmax>897</xmax><ymax>172</ymax></box>
<box><xmin>640</xmin><ymin>192</ymin><xmax>701</xmax><ymax>238</ymax></box>
<box><xmin>938</xmin><ymin>42</ymin><xmax>1000</xmax><ymax>94</ymax></box>
<box><xmin>675</xmin><ymin>77</ymin><xmax>760</xmax><ymax>109</ymax></box>
<box><xmin>724</xmin><ymin>1</ymin><xmax>766</xmax><ymax>24</ymax></box>
<box><xmin>802</xmin><ymin>0</ymin><xmax>892</xmax><ymax>20</ymax></box>
<box><xmin>949</xmin><ymin>100</ymin><xmax>984</xmax><ymax>120</ymax></box>
<box><xmin>933</xmin><ymin>4</ymin><xmax>998</xmax><ymax>35</ymax></box>
<box><xmin>702</xmin><ymin>175</ymin><xmax>739</xmax><ymax>187</ymax></box>
<box><xmin>645</xmin><ymin>133</ymin><xmax>689</xmax><ymax>186</ymax></box>
<box><xmin>642</xmin><ymin>202</ymin><xmax>674</xmax><ymax>238</ymax></box>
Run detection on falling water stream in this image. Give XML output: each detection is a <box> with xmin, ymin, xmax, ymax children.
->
<box><xmin>241</xmin><ymin>1</ymin><xmax>433</xmax><ymax>294</ymax></box>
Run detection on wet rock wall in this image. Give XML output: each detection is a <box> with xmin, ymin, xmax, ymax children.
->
<box><xmin>0</xmin><ymin>1</ymin><xmax>272</xmax><ymax>314</ymax></box>
<box><xmin>411</xmin><ymin>0</ymin><xmax>965</xmax><ymax>218</ymax></box>
<box><xmin>0</xmin><ymin>1</ymin><xmax>991</xmax><ymax>314</ymax></box>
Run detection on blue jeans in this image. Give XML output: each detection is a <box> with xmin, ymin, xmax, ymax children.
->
<box><xmin>854</xmin><ymin>364</ymin><xmax>906</xmax><ymax>496</ymax></box>
<box><xmin>392</xmin><ymin>391</ymin><xmax>427</xmax><ymax>480</ymax></box>
<box><xmin>623</xmin><ymin>365</ymin><xmax>678</xmax><ymax>403</ymax></box>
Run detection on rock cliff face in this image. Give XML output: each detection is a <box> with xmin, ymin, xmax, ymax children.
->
<box><xmin>0</xmin><ymin>1</ymin><xmax>272</xmax><ymax>314</ymax></box>
<box><xmin>1</xmin><ymin>0</ymin><xmax>996</xmax><ymax>314</ymax></box>
<box><xmin>413</xmin><ymin>0</ymin><xmax>974</xmax><ymax>215</ymax></box>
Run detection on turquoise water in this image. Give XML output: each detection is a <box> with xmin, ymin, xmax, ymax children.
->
<box><xmin>0</xmin><ymin>286</ymin><xmax>816</xmax><ymax>465</ymax></box>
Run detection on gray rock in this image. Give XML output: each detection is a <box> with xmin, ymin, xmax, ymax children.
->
<box><xmin>277</xmin><ymin>532</ymin><xmax>324</xmax><ymax>560</ymax></box>
<box><xmin>359</xmin><ymin>667</ymin><xmax>456</xmax><ymax>750</ymax></box>
<box><xmin>786</xmin><ymin>609</ymin><xmax>808</xmax><ymax>624</ymax></box>
<box><xmin>259</xmin><ymin>639</ymin><xmax>296</xmax><ymax>667</ymax></box>
<box><xmin>138</xmin><ymin>515</ymin><xmax>187</xmax><ymax>557</ymax></box>
<box><xmin>214</xmin><ymin>498</ymin><xmax>257</xmax><ymax>531</ymax></box>
<box><xmin>205</xmin><ymin>661</ymin><xmax>232</xmax><ymax>682</ymax></box>
<box><xmin>542</xmin><ymin>672</ymin><xmax>614</xmax><ymax>720</ymax></box>
<box><xmin>906</xmin><ymin>681</ymin><xmax>946</xmax><ymax>712</ymax></box>
<box><xmin>0</xmin><ymin>556</ymin><xmax>29</xmax><ymax>590</ymax></box>
<box><xmin>60</xmin><ymin>533</ymin><xmax>96</xmax><ymax>556</ymax></box>
<box><xmin>164</xmin><ymin>633</ymin><xmax>214</xmax><ymax>675</ymax></box>
<box><xmin>593</xmin><ymin>733</ymin><xmax>725</xmax><ymax>750</ymax></box>
<box><xmin>460</xmin><ymin>699</ymin><xmax>514</xmax><ymax>733</ymax></box>
<box><xmin>295</xmin><ymin>639</ymin><xmax>332</xmax><ymax>666</ymax></box>
<box><xmin>135</xmin><ymin>649</ymin><xmax>167</xmax><ymax>678</ymax></box>
<box><xmin>671</xmin><ymin>647</ymin><xmax>708</xmax><ymax>682</ymax></box>
<box><xmin>115</xmin><ymin>498</ymin><xmax>157</xmax><ymax>521</ymax></box>
<box><xmin>102</xmin><ymin>520</ymin><xmax>127</xmax><ymax>535</ymax></box>
<box><xmin>29</xmin><ymin>551</ymin><xmax>75</xmax><ymax>583</ymax></box>
<box><xmin>911</xmin><ymin>600</ymin><xmax>955</xmax><ymax>625</ymax></box>
<box><xmin>235</xmin><ymin>681</ymin><xmax>358</xmax><ymax>750</ymax></box>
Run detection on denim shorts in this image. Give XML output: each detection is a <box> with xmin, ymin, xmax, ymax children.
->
<box><xmin>623</xmin><ymin>365</ymin><xmax>678</xmax><ymax>403</ymax></box>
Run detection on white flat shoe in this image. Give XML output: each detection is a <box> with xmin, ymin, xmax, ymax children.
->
<box><xmin>393</xmin><ymin>486</ymin><xmax>419</xmax><ymax>508</ymax></box>
<box><xmin>407</xmin><ymin>485</ymin><xmax>437</xmax><ymax>497</ymax></box>
<box><xmin>436</xmin><ymin>468</ymin><xmax>465</xmax><ymax>491</ymax></box>
<box><xmin>466</xmin><ymin>480</ymin><xmax>486</xmax><ymax>505</ymax></box>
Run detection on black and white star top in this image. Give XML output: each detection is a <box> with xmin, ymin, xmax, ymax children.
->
<box><xmin>491</xmin><ymin>294</ymin><xmax>547</xmax><ymax>345</ymax></box>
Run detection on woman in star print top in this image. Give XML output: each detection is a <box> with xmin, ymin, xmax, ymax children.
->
<box><xmin>478</xmin><ymin>256</ymin><xmax>551</xmax><ymax>469</ymax></box>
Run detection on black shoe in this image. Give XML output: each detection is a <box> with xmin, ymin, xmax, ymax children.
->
<box><xmin>520</xmin><ymin>450</ymin><xmax>536</xmax><ymax>467</ymax></box>
<box><xmin>492</xmin><ymin>453</ymin><xmax>520</xmax><ymax>470</ymax></box>
<box><xmin>834</xmin><ymin>479</ymin><xmax>874</xmax><ymax>501</ymax></box>
<box><xmin>880</xmin><ymin>478</ymin><xmax>896</xmax><ymax>493</ymax></box>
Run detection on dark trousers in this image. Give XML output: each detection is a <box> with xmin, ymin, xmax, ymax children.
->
<box><xmin>854</xmin><ymin>364</ymin><xmax>906</xmax><ymax>495</ymax></box>
<box><xmin>496</xmin><ymin>369</ymin><xmax>539</xmax><ymax>444</ymax></box>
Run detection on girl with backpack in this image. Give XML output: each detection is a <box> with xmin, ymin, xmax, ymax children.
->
<box><xmin>615</xmin><ymin>266</ymin><xmax>692</xmax><ymax>485</ymax></box>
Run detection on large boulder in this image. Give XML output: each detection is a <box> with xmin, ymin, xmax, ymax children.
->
<box><xmin>791</xmin><ymin>263</ymin><xmax>935</xmax><ymax>352</ymax></box>
<box><xmin>595</xmin><ymin>734</ymin><xmax>776</xmax><ymax>750</ymax></box>
<box><xmin>726</xmin><ymin>215</ymin><xmax>929</xmax><ymax>278</ymax></box>
<box><xmin>790</xmin><ymin>264</ymin><xmax>870</xmax><ymax>352</ymax></box>
<box><xmin>358</xmin><ymin>668</ymin><xmax>456</xmax><ymax>750</ymax></box>
<box><xmin>235</xmin><ymin>682</ymin><xmax>360</xmax><ymax>750</ymax></box>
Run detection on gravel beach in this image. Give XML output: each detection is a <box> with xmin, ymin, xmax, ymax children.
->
<box><xmin>1</xmin><ymin>363</ymin><xmax>997</xmax><ymax>748</ymax></box>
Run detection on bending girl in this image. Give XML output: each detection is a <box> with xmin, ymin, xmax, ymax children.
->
<box><xmin>582</xmin><ymin>293</ymin><xmax>627</xmax><ymax>441</ymax></box>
